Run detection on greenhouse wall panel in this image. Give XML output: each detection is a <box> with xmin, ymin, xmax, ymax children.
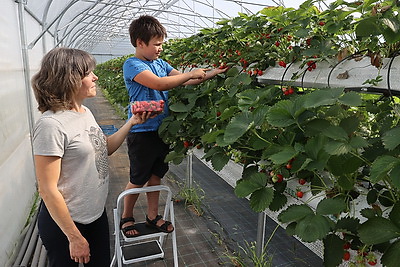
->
<box><xmin>0</xmin><ymin>1</ymin><xmax>42</xmax><ymax>266</ymax></box>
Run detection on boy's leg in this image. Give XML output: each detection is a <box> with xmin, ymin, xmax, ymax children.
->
<box><xmin>121</xmin><ymin>182</ymin><xmax>142</xmax><ymax>236</ymax></box>
<box><xmin>146</xmin><ymin>174</ymin><xmax>161</xmax><ymax>218</ymax></box>
<box><xmin>146</xmin><ymin>174</ymin><xmax>174</xmax><ymax>232</ymax></box>
<box><xmin>123</xmin><ymin>131</ymin><xmax>159</xmax><ymax>235</ymax></box>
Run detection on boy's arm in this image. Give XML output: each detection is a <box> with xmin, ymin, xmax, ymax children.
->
<box><xmin>134</xmin><ymin>68</ymin><xmax>207</xmax><ymax>91</ymax></box>
<box><xmin>181</xmin><ymin>68</ymin><xmax>228</xmax><ymax>85</ymax></box>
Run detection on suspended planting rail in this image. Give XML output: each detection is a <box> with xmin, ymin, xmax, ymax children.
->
<box><xmin>258</xmin><ymin>54</ymin><xmax>400</xmax><ymax>97</ymax></box>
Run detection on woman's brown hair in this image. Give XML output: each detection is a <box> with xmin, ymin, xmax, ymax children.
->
<box><xmin>31</xmin><ymin>47</ymin><xmax>96</xmax><ymax>113</ymax></box>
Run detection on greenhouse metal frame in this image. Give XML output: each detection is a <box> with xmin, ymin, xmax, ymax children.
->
<box><xmin>1</xmin><ymin>0</ymin><xmax>331</xmax><ymax>265</ymax></box>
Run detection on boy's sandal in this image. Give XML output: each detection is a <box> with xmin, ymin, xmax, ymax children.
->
<box><xmin>146</xmin><ymin>215</ymin><xmax>174</xmax><ymax>233</ymax></box>
<box><xmin>120</xmin><ymin>217</ymin><xmax>140</xmax><ymax>238</ymax></box>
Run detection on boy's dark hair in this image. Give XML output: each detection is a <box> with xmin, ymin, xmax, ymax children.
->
<box><xmin>129</xmin><ymin>15</ymin><xmax>167</xmax><ymax>47</ymax></box>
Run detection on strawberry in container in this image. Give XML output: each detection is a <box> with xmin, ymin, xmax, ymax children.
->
<box><xmin>131</xmin><ymin>100</ymin><xmax>165</xmax><ymax>115</ymax></box>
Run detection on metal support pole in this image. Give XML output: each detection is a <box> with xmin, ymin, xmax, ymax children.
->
<box><xmin>186</xmin><ymin>150</ymin><xmax>193</xmax><ymax>188</ymax></box>
<box><xmin>16</xmin><ymin>0</ymin><xmax>35</xmax><ymax>135</ymax></box>
<box><xmin>256</xmin><ymin>212</ymin><xmax>266</xmax><ymax>258</ymax></box>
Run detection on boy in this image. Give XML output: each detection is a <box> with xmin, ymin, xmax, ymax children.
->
<box><xmin>121</xmin><ymin>15</ymin><xmax>227</xmax><ymax>237</ymax></box>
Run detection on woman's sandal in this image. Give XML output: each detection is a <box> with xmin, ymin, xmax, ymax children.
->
<box><xmin>120</xmin><ymin>217</ymin><xmax>140</xmax><ymax>238</ymax></box>
<box><xmin>146</xmin><ymin>215</ymin><xmax>174</xmax><ymax>233</ymax></box>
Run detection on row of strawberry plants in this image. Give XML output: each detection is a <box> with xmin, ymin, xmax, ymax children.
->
<box><xmin>95</xmin><ymin>1</ymin><xmax>400</xmax><ymax>266</ymax></box>
<box><xmin>158</xmin><ymin>1</ymin><xmax>400</xmax><ymax>267</ymax></box>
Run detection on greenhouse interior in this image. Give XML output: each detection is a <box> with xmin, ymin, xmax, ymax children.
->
<box><xmin>3</xmin><ymin>0</ymin><xmax>400</xmax><ymax>266</ymax></box>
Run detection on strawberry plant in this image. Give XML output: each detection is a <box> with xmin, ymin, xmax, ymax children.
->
<box><xmin>97</xmin><ymin>0</ymin><xmax>400</xmax><ymax>266</ymax></box>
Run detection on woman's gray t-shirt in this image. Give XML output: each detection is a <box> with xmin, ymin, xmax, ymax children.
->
<box><xmin>33</xmin><ymin>106</ymin><xmax>109</xmax><ymax>224</ymax></box>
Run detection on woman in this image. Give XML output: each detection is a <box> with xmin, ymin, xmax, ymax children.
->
<box><xmin>31</xmin><ymin>47</ymin><xmax>149</xmax><ymax>266</ymax></box>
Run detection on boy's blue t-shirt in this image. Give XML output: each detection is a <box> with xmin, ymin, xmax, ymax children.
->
<box><xmin>123</xmin><ymin>57</ymin><xmax>174</xmax><ymax>132</ymax></box>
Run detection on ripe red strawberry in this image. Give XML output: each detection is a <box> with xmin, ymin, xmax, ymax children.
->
<box><xmin>183</xmin><ymin>141</ymin><xmax>192</xmax><ymax>148</ymax></box>
<box><xmin>343</xmin><ymin>251</ymin><xmax>350</xmax><ymax>261</ymax></box>
<box><xmin>257</xmin><ymin>70</ymin><xmax>263</xmax><ymax>76</ymax></box>
<box><xmin>275</xmin><ymin>41</ymin><xmax>280</xmax><ymax>47</ymax></box>
<box><xmin>286</xmin><ymin>164</ymin><xmax>292</xmax><ymax>169</ymax></box>
<box><xmin>319</xmin><ymin>21</ymin><xmax>325</xmax><ymax>26</ymax></box>
<box><xmin>278</xmin><ymin>61</ymin><xmax>287</xmax><ymax>68</ymax></box>
<box><xmin>296</xmin><ymin>191</ymin><xmax>304</xmax><ymax>198</ymax></box>
<box><xmin>343</xmin><ymin>243</ymin><xmax>351</xmax><ymax>249</ymax></box>
<box><xmin>288</xmin><ymin>87</ymin><xmax>294</xmax><ymax>94</ymax></box>
<box><xmin>366</xmin><ymin>253</ymin><xmax>377</xmax><ymax>266</ymax></box>
<box><xmin>299</xmin><ymin>179</ymin><xmax>306</xmax><ymax>185</ymax></box>
<box><xmin>216</xmin><ymin>111</ymin><xmax>221</xmax><ymax>117</ymax></box>
<box><xmin>276</xmin><ymin>174</ymin><xmax>284</xmax><ymax>183</ymax></box>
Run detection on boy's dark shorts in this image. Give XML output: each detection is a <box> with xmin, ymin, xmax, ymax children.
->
<box><xmin>127</xmin><ymin>131</ymin><xmax>170</xmax><ymax>185</ymax></box>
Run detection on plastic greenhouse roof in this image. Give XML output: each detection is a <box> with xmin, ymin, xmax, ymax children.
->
<box><xmin>24</xmin><ymin>0</ymin><xmax>330</xmax><ymax>58</ymax></box>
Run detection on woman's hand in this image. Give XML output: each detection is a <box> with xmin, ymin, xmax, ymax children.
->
<box><xmin>69</xmin><ymin>235</ymin><xmax>91</xmax><ymax>264</ymax></box>
<box><xmin>129</xmin><ymin>111</ymin><xmax>153</xmax><ymax>126</ymax></box>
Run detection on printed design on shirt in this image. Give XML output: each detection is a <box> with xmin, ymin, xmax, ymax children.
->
<box><xmin>88</xmin><ymin>126</ymin><xmax>108</xmax><ymax>186</ymax></box>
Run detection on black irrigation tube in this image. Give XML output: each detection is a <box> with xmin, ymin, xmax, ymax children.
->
<box><xmin>280</xmin><ymin>60</ymin><xmax>296</xmax><ymax>91</ymax></box>
<box><xmin>327</xmin><ymin>49</ymin><xmax>369</xmax><ymax>89</ymax></box>
<box><xmin>386</xmin><ymin>49</ymin><xmax>400</xmax><ymax>101</ymax></box>
<box><xmin>326</xmin><ymin>49</ymin><xmax>400</xmax><ymax>99</ymax></box>
<box><xmin>300</xmin><ymin>60</ymin><xmax>318</xmax><ymax>90</ymax></box>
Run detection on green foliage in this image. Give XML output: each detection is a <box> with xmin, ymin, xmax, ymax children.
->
<box><xmin>97</xmin><ymin>0</ymin><xmax>400</xmax><ymax>266</ymax></box>
<box><xmin>95</xmin><ymin>55</ymin><xmax>131</xmax><ymax>118</ymax></box>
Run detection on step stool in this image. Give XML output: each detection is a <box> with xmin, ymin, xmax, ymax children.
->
<box><xmin>110</xmin><ymin>185</ymin><xmax>178</xmax><ymax>267</ymax></box>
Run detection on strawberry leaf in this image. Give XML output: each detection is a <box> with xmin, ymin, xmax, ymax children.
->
<box><xmin>278</xmin><ymin>204</ymin><xmax>314</xmax><ymax>223</ymax></box>
<box><xmin>382</xmin><ymin>127</ymin><xmax>400</xmax><ymax>151</ymax></box>
<box><xmin>266</xmin><ymin>100</ymin><xmax>296</xmax><ymax>127</ymax></box>
<box><xmin>370</xmin><ymin>155</ymin><xmax>400</xmax><ymax>183</ymax></box>
<box><xmin>223</xmin><ymin>111</ymin><xmax>254</xmax><ymax>144</ymax></box>
<box><xmin>323</xmin><ymin>234</ymin><xmax>345</xmax><ymax>267</ymax></box>
<box><xmin>321</xmin><ymin>126</ymin><xmax>349</xmax><ymax>141</ymax></box>
<box><xmin>338</xmin><ymin>91</ymin><xmax>362</xmax><ymax>106</ymax></box>
<box><xmin>316</xmin><ymin>198</ymin><xmax>347</xmax><ymax>216</ymax></box>
<box><xmin>295</xmin><ymin>214</ymin><xmax>332</xmax><ymax>242</ymax></box>
<box><xmin>381</xmin><ymin>240</ymin><xmax>400</xmax><ymax>267</ymax></box>
<box><xmin>324</xmin><ymin>140</ymin><xmax>352</xmax><ymax>155</ymax></box>
<box><xmin>234</xmin><ymin>173</ymin><xmax>267</xmax><ymax>198</ymax></box>
<box><xmin>359</xmin><ymin>217</ymin><xmax>400</xmax><ymax>245</ymax></box>
<box><xmin>250</xmin><ymin>187</ymin><xmax>274</xmax><ymax>212</ymax></box>
<box><xmin>210</xmin><ymin>152</ymin><xmax>230</xmax><ymax>171</ymax></box>
<box><xmin>303</xmin><ymin>87</ymin><xmax>343</xmax><ymax>108</ymax></box>
<box><xmin>268</xmin><ymin>146</ymin><xmax>297</xmax><ymax>165</ymax></box>
<box><xmin>269</xmin><ymin>191</ymin><xmax>288</xmax><ymax>212</ymax></box>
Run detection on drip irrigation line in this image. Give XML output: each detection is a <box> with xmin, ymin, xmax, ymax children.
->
<box><xmin>386</xmin><ymin>49</ymin><xmax>400</xmax><ymax>102</ymax></box>
<box><xmin>301</xmin><ymin>60</ymin><xmax>317</xmax><ymax>90</ymax></box>
<box><xmin>280</xmin><ymin>60</ymin><xmax>295</xmax><ymax>91</ymax></box>
<box><xmin>327</xmin><ymin>49</ymin><xmax>368</xmax><ymax>89</ymax></box>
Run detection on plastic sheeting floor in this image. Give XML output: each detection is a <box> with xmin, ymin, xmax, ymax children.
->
<box><xmin>84</xmin><ymin>90</ymin><xmax>324</xmax><ymax>266</ymax></box>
